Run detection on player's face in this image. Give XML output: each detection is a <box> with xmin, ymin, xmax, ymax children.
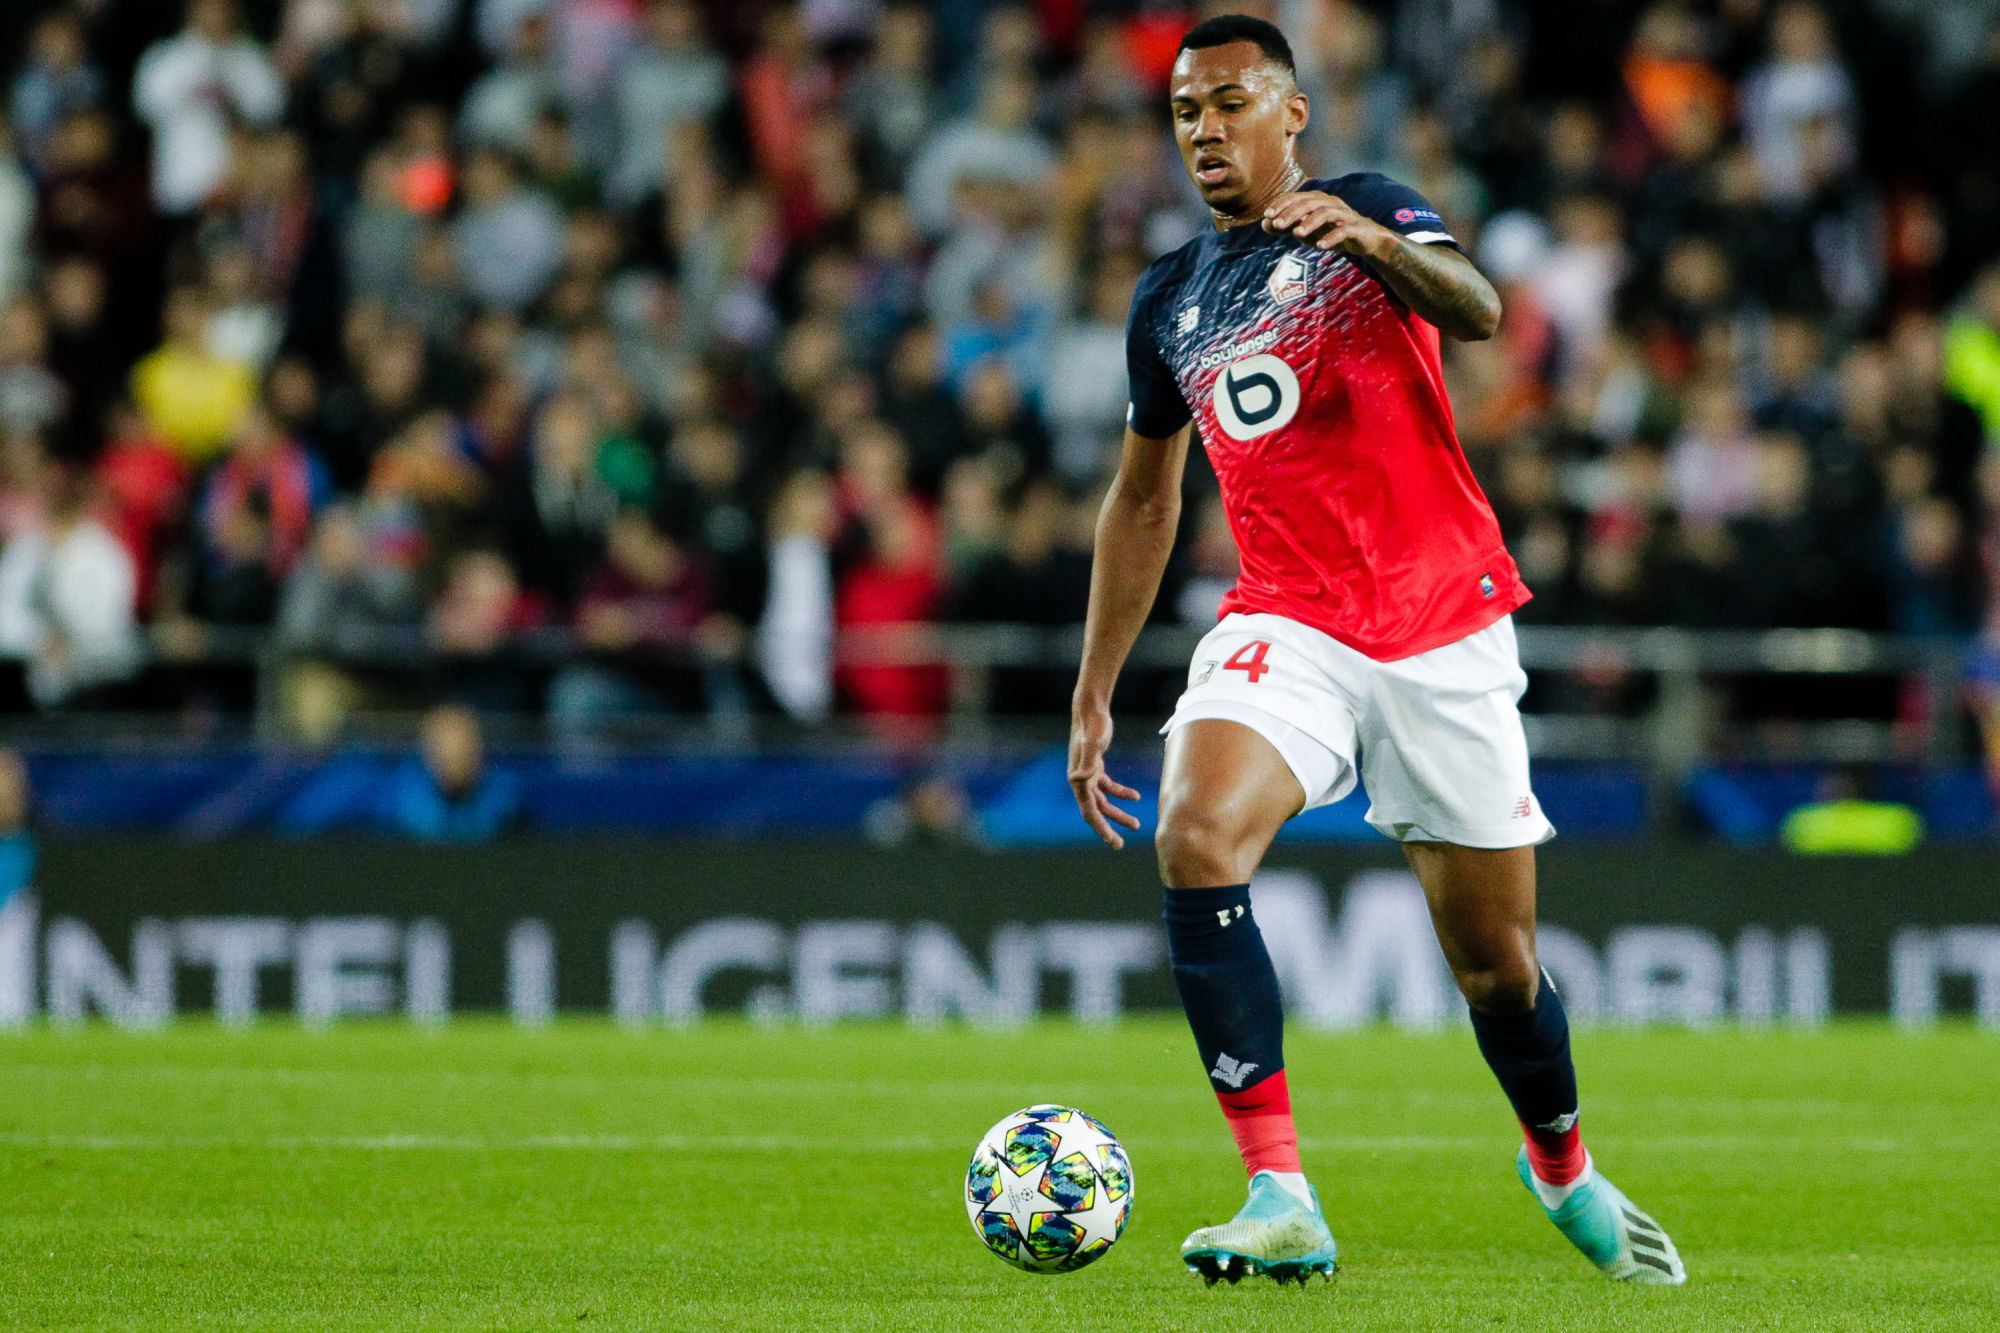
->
<box><xmin>1169</xmin><ymin>42</ymin><xmax>1309</xmax><ymax>218</ymax></box>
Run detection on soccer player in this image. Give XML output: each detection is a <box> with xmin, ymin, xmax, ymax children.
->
<box><xmin>1067</xmin><ymin>15</ymin><xmax>1685</xmax><ymax>1286</ymax></box>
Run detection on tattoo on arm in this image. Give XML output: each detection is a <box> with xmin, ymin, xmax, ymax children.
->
<box><xmin>1369</xmin><ymin>239</ymin><xmax>1502</xmax><ymax>341</ymax></box>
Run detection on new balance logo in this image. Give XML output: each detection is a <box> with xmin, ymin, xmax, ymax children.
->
<box><xmin>1214</xmin><ymin>904</ymin><xmax>1246</xmax><ymax>927</ymax></box>
<box><xmin>1177</xmin><ymin>304</ymin><xmax>1200</xmax><ymax>335</ymax></box>
<box><xmin>1512</xmin><ymin>796</ymin><xmax>1533</xmax><ymax>819</ymax></box>
<box><xmin>1210</xmin><ymin>1053</ymin><xmax>1259</xmax><ymax>1088</ymax></box>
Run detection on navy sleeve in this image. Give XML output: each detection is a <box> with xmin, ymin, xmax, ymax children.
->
<box><xmin>1125</xmin><ymin>264</ymin><xmax>1192</xmax><ymax>439</ymax></box>
<box><xmin>1324</xmin><ymin>173</ymin><xmax>1460</xmax><ymax>250</ymax></box>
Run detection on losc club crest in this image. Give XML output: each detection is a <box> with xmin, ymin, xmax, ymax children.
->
<box><xmin>1267</xmin><ymin>253</ymin><xmax>1309</xmax><ymax>304</ymax></box>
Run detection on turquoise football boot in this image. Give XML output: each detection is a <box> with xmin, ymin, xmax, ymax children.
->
<box><xmin>1516</xmin><ymin>1149</ymin><xmax>1686</xmax><ymax>1284</ymax></box>
<box><xmin>1181</xmin><ymin>1171</ymin><xmax>1338</xmax><ymax>1285</ymax></box>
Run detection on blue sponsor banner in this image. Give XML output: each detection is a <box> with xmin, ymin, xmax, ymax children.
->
<box><xmin>10</xmin><ymin>748</ymin><xmax>1992</xmax><ymax>841</ymax></box>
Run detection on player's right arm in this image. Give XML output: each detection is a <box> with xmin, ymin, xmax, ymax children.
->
<box><xmin>1069</xmin><ymin>422</ymin><xmax>1190</xmax><ymax>849</ymax></box>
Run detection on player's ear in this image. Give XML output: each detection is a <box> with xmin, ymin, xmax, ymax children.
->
<box><xmin>1285</xmin><ymin>90</ymin><xmax>1309</xmax><ymax>139</ymax></box>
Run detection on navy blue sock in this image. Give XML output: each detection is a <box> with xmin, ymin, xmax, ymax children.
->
<box><xmin>1467</xmin><ymin>970</ymin><xmax>1579</xmax><ymax>1133</ymax></box>
<box><xmin>1164</xmin><ymin>884</ymin><xmax>1286</xmax><ymax>1093</ymax></box>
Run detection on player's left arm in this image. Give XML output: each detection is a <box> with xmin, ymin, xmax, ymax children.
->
<box><xmin>1261</xmin><ymin>191</ymin><xmax>1502</xmax><ymax>341</ymax></box>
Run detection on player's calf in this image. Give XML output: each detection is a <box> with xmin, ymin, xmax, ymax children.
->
<box><xmin>1469</xmin><ymin>969</ymin><xmax>1589</xmax><ymax>1189</ymax></box>
<box><xmin>1164</xmin><ymin>883</ymin><xmax>1300</xmax><ymax>1176</ymax></box>
<box><xmin>1165</xmin><ymin>883</ymin><xmax>1336</xmax><ymax>1286</ymax></box>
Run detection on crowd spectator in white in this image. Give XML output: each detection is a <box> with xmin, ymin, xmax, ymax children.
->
<box><xmin>132</xmin><ymin>0</ymin><xmax>285</xmax><ymax>216</ymax></box>
<box><xmin>609</xmin><ymin>0</ymin><xmax>727</xmax><ymax>208</ymax></box>
<box><xmin>451</xmin><ymin>148</ymin><xmax>565</xmax><ymax>310</ymax></box>
<box><xmin>1042</xmin><ymin>256</ymin><xmax>1140</xmax><ymax>485</ymax></box>
<box><xmin>1534</xmin><ymin>194</ymin><xmax>1628</xmax><ymax>389</ymax></box>
<box><xmin>547</xmin><ymin>0</ymin><xmax>643</xmax><ymax>134</ymax></box>
<box><xmin>758</xmin><ymin>469</ymin><xmax>836</xmax><ymax>724</ymax></box>
<box><xmin>928</xmin><ymin>226</ymin><xmax>1058</xmax><ymax>395</ymax></box>
<box><xmin>904</xmin><ymin>67</ymin><xmax>1057</xmax><ymax>238</ymax></box>
<box><xmin>841</xmin><ymin>5</ymin><xmax>937</xmax><ymax>189</ymax></box>
<box><xmin>1295</xmin><ymin>0</ymin><xmax>1407</xmax><ymax>184</ymax></box>
<box><xmin>1741</xmin><ymin>1</ymin><xmax>1858</xmax><ymax>204</ymax></box>
<box><xmin>0</xmin><ymin>467</ymin><xmax>139</xmax><ymax>709</ymax></box>
<box><xmin>203</xmin><ymin>243</ymin><xmax>284</xmax><ymax>372</ymax></box>
<box><xmin>1670</xmin><ymin>379</ymin><xmax>1768</xmax><ymax>524</ymax></box>
<box><xmin>0</xmin><ymin>119</ymin><xmax>30</xmax><ymax>309</ymax></box>
<box><xmin>462</xmin><ymin>12</ymin><xmax>562</xmax><ymax>156</ymax></box>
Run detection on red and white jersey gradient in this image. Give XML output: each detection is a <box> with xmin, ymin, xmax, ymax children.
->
<box><xmin>1126</xmin><ymin>173</ymin><xmax>1527</xmax><ymax>661</ymax></box>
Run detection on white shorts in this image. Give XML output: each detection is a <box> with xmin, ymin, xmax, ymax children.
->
<box><xmin>1162</xmin><ymin>612</ymin><xmax>1555</xmax><ymax>848</ymax></box>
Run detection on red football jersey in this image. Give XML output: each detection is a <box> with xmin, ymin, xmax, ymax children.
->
<box><xmin>1127</xmin><ymin>174</ymin><xmax>1527</xmax><ymax>661</ymax></box>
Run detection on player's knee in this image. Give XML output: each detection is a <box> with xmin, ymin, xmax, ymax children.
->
<box><xmin>1455</xmin><ymin>958</ymin><xmax>1539</xmax><ymax>1016</ymax></box>
<box><xmin>1155</xmin><ymin>803</ymin><xmax>1249</xmax><ymax>887</ymax></box>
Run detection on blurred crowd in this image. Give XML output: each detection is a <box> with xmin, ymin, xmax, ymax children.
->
<box><xmin>2</xmin><ymin>0</ymin><xmax>2000</xmax><ymax>745</ymax></box>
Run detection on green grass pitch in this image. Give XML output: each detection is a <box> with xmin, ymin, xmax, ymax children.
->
<box><xmin>3</xmin><ymin>1020</ymin><xmax>1997</xmax><ymax>1331</ymax></box>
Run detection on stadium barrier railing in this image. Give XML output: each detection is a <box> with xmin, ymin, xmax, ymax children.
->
<box><xmin>7</xmin><ymin>621</ymin><xmax>1976</xmax><ymax>778</ymax></box>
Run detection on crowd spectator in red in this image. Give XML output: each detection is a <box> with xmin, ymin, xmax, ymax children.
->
<box><xmin>94</xmin><ymin>401</ymin><xmax>189</xmax><ymax>615</ymax></box>
<box><xmin>831</xmin><ymin>420</ymin><xmax>945</xmax><ymax>728</ymax></box>
<box><xmin>175</xmin><ymin>402</ymin><xmax>326</xmax><ymax>629</ymax></box>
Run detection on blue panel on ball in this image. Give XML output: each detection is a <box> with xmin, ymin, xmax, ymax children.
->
<box><xmin>1003</xmin><ymin>1123</ymin><xmax>1059</xmax><ymax>1173</ymax></box>
<box><xmin>1023</xmin><ymin>1212</ymin><xmax>1085</xmax><ymax>1264</ymax></box>
<box><xmin>1096</xmin><ymin>1143</ymin><xmax>1132</xmax><ymax>1202</ymax></box>
<box><xmin>1058</xmin><ymin>1237</ymin><xmax>1113</xmax><ymax>1272</ymax></box>
<box><xmin>967</xmin><ymin>1147</ymin><xmax>1002</xmax><ymax>1205</ymax></box>
<box><xmin>1036</xmin><ymin>1151</ymin><xmax>1096</xmax><ymax>1211</ymax></box>
<box><xmin>978</xmin><ymin>1210</ymin><xmax>1022</xmax><ymax>1260</ymax></box>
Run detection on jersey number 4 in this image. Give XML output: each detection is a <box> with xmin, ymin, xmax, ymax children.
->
<box><xmin>1224</xmin><ymin>641</ymin><xmax>1272</xmax><ymax>683</ymax></box>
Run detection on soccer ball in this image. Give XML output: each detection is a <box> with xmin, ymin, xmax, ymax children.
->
<box><xmin>964</xmin><ymin>1105</ymin><xmax>1134</xmax><ymax>1273</ymax></box>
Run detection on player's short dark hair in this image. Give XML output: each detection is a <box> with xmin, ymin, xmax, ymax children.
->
<box><xmin>1177</xmin><ymin>14</ymin><xmax>1296</xmax><ymax>78</ymax></box>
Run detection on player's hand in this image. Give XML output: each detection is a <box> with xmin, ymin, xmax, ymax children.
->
<box><xmin>1068</xmin><ymin>708</ymin><xmax>1142</xmax><ymax>849</ymax></box>
<box><xmin>1261</xmin><ymin>191</ymin><xmax>1391</xmax><ymax>258</ymax></box>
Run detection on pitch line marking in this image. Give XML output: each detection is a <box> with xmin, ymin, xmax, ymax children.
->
<box><xmin>0</xmin><ymin>1131</ymin><xmax>1942</xmax><ymax>1154</ymax></box>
